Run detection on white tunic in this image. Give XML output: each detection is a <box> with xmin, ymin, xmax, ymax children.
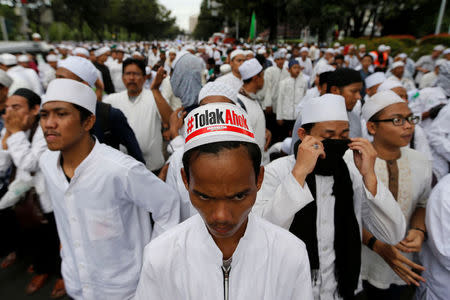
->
<box><xmin>253</xmin><ymin>152</ymin><xmax>406</xmax><ymax>300</ymax></box>
<box><xmin>215</xmin><ymin>72</ymin><xmax>243</xmax><ymax>94</ymax></box>
<box><xmin>262</xmin><ymin>65</ymin><xmax>290</xmax><ymax>110</ymax></box>
<box><xmin>427</xmin><ymin>103</ymin><xmax>450</xmax><ymax>180</ymax></box>
<box><xmin>387</xmin><ymin>75</ymin><xmax>416</xmax><ymax>92</ymax></box>
<box><xmin>0</xmin><ymin>126</ymin><xmax>51</xmax><ymax>212</ymax></box>
<box><xmin>135</xmin><ymin>213</ymin><xmax>314</xmax><ymax>300</ymax></box>
<box><xmin>419</xmin><ymin>71</ymin><xmax>438</xmax><ymax>89</ymax></box>
<box><xmin>103</xmin><ymin>89</ymin><xmax>165</xmax><ymax>171</ymax></box>
<box><xmin>39</xmin><ymin>141</ymin><xmax>180</xmax><ymax>300</ymax></box>
<box><xmin>361</xmin><ymin>148</ymin><xmax>431</xmax><ymax>289</ymax></box>
<box><xmin>276</xmin><ymin>75</ymin><xmax>308</xmax><ymax>120</ymax></box>
<box><xmin>296</xmin><ymin>57</ymin><xmax>313</xmax><ymax>76</ymax></box>
<box><xmin>237</xmin><ymin>93</ymin><xmax>266</xmax><ymax>153</ymax></box>
<box><xmin>108</xmin><ymin>61</ymin><xmax>126</xmax><ymax>92</ymax></box>
<box><xmin>160</xmin><ymin>76</ymin><xmax>182</xmax><ymax>110</ymax></box>
<box><xmin>415</xmin><ymin>174</ymin><xmax>450</xmax><ymax>300</ymax></box>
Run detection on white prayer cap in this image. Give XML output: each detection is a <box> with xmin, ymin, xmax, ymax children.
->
<box><xmin>115</xmin><ymin>45</ymin><xmax>126</xmax><ymax>52</ymax></box>
<box><xmin>257</xmin><ymin>48</ymin><xmax>266</xmax><ymax>55</ymax></box>
<box><xmin>287</xmin><ymin>45</ymin><xmax>292</xmax><ymax>51</ymax></box>
<box><xmin>183</xmin><ymin>103</ymin><xmax>256</xmax><ymax>153</ymax></box>
<box><xmin>1</xmin><ymin>53</ymin><xmax>17</xmax><ymax>66</ymax></box>
<box><xmin>362</xmin><ymin>90</ymin><xmax>404</xmax><ymax>121</ymax></box>
<box><xmin>31</xmin><ymin>32</ymin><xmax>41</xmax><ymax>39</ymax></box>
<box><xmin>198</xmin><ymin>81</ymin><xmax>237</xmax><ymax>104</ymax></box>
<box><xmin>300</xmin><ymin>47</ymin><xmax>309</xmax><ymax>53</ymax></box>
<box><xmin>359</xmin><ymin>44</ymin><xmax>366</xmax><ymax>49</ymax></box>
<box><xmin>244</xmin><ymin>50</ymin><xmax>254</xmax><ymax>57</ymax></box>
<box><xmin>18</xmin><ymin>55</ymin><xmax>29</xmax><ymax>63</ymax></box>
<box><xmin>46</xmin><ymin>54</ymin><xmax>58</xmax><ymax>62</ymax></box>
<box><xmin>316</xmin><ymin>63</ymin><xmax>335</xmax><ymax>75</ymax></box>
<box><xmin>132</xmin><ymin>51</ymin><xmax>143</xmax><ymax>58</ymax></box>
<box><xmin>334</xmin><ymin>42</ymin><xmax>340</xmax><ymax>47</ymax></box>
<box><xmin>168</xmin><ymin>48</ymin><xmax>177</xmax><ymax>54</ymax></box>
<box><xmin>42</xmin><ymin>79</ymin><xmax>96</xmax><ymax>115</ymax></box>
<box><xmin>397</xmin><ymin>53</ymin><xmax>407</xmax><ymax>59</ymax></box>
<box><xmin>391</xmin><ymin>61</ymin><xmax>405</xmax><ymax>69</ymax></box>
<box><xmin>301</xmin><ymin>94</ymin><xmax>348</xmax><ymax>125</ymax></box>
<box><xmin>377</xmin><ymin>44</ymin><xmax>386</xmax><ymax>52</ymax></box>
<box><xmin>239</xmin><ymin>58</ymin><xmax>262</xmax><ymax>81</ymax></box>
<box><xmin>230</xmin><ymin>49</ymin><xmax>245</xmax><ymax>60</ymax></box>
<box><xmin>220</xmin><ymin>64</ymin><xmax>231</xmax><ymax>75</ymax></box>
<box><xmin>377</xmin><ymin>79</ymin><xmax>403</xmax><ymax>92</ymax></box>
<box><xmin>0</xmin><ymin>69</ymin><xmax>13</xmax><ymax>87</ymax></box>
<box><xmin>443</xmin><ymin>48</ymin><xmax>450</xmax><ymax>55</ymax></box>
<box><xmin>433</xmin><ymin>45</ymin><xmax>445</xmax><ymax>52</ymax></box>
<box><xmin>94</xmin><ymin>46</ymin><xmax>110</xmax><ymax>57</ymax></box>
<box><xmin>369</xmin><ymin>52</ymin><xmax>377</xmax><ymax>61</ymax></box>
<box><xmin>281</xmin><ymin>137</ymin><xmax>292</xmax><ymax>154</ymax></box>
<box><xmin>184</xmin><ymin>44</ymin><xmax>195</xmax><ymax>51</ymax></box>
<box><xmin>325</xmin><ymin>48</ymin><xmax>334</xmax><ymax>54</ymax></box>
<box><xmin>73</xmin><ymin>47</ymin><xmax>90</xmax><ymax>57</ymax></box>
<box><xmin>273</xmin><ymin>51</ymin><xmax>285</xmax><ymax>60</ymax></box>
<box><xmin>365</xmin><ymin>72</ymin><xmax>386</xmax><ymax>89</ymax></box>
<box><xmin>58</xmin><ymin>56</ymin><xmax>98</xmax><ymax>87</ymax></box>
<box><xmin>385</xmin><ymin>45</ymin><xmax>391</xmax><ymax>51</ymax></box>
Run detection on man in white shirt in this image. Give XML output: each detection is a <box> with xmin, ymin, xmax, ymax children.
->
<box><xmin>297</xmin><ymin>47</ymin><xmax>313</xmax><ymax>76</ymax></box>
<box><xmin>0</xmin><ymin>53</ymin><xmax>34</xmax><ymax>95</ymax></box>
<box><xmin>39</xmin><ymin>78</ymin><xmax>179</xmax><ymax>300</ymax></box>
<box><xmin>108</xmin><ymin>46</ymin><xmax>126</xmax><ymax>92</ymax></box>
<box><xmin>136</xmin><ymin>103</ymin><xmax>313</xmax><ymax>300</ymax></box>
<box><xmin>387</xmin><ymin>61</ymin><xmax>416</xmax><ymax>92</ymax></box>
<box><xmin>254</xmin><ymin>94</ymin><xmax>406</xmax><ymax>300</ymax></box>
<box><xmin>104</xmin><ymin>58</ymin><xmax>173</xmax><ymax>172</ymax></box>
<box><xmin>427</xmin><ymin>102</ymin><xmax>450</xmax><ymax>180</ymax></box>
<box><xmin>415</xmin><ymin>174</ymin><xmax>450</xmax><ymax>300</ymax></box>
<box><xmin>216</xmin><ymin>49</ymin><xmax>245</xmax><ymax>93</ymax></box>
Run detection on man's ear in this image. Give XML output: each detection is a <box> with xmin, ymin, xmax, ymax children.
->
<box><xmin>297</xmin><ymin>127</ymin><xmax>306</xmax><ymax>140</ymax></box>
<box><xmin>367</xmin><ymin>121</ymin><xmax>377</xmax><ymax>136</ymax></box>
<box><xmin>83</xmin><ymin>115</ymin><xmax>96</xmax><ymax>132</ymax></box>
<box><xmin>256</xmin><ymin>166</ymin><xmax>264</xmax><ymax>191</ymax></box>
<box><xmin>31</xmin><ymin>104</ymin><xmax>40</xmax><ymax>116</ymax></box>
<box><xmin>181</xmin><ymin>168</ymin><xmax>189</xmax><ymax>191</ymax></box>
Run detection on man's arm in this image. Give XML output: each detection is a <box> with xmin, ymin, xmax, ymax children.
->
<box><xmin>151</xmin><ymin>67</ymin><xmax>173</xmax><ymax>124</ymax></box>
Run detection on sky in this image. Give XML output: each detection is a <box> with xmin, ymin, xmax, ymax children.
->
<box><xmin>159</xmin><ymin>0</ymin><xmax>202</xmax><ymax>31</ymax></box>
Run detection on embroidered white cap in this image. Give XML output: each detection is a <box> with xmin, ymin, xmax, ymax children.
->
<box><xmin>365</xmin><ymin>72</ymin><xmax>386</xmax><ymax>89</ymax></box>
<box><xmin>94</xmin><ymin>46</ymin><xmax>110</xmax><ymax>57</ymax></box>
<box><xmin>301</xmin><ymin>94</ymin><xmax>349</xmax><ymax>125</ymax></box>
<box><xmin>362</xmin><ymin>90</ymin><xmax>404</xmax><ymax>121</ymax></box>
<box><xmin>58</xmin><ymin>56</ymin><xmax>98</xmax><ymax>87</ymax></box>
<box><xmin>238</xmin><ymin>58</ymin><xmax>262</xmax><ymax>81</ymax></box>
<box><xmin>230</xmin><ymin>49</ymin><xmax>245</xmax><ymax>60</ymax></box>
<box><xmin>377</xmin><ymin>79</ymin><xmax>404</xmax><ymax>92</ymax></box>
<box><xmin>184</xmin><ymin>103</ymin><xmax>256</xmax><ymax>153</ymax></box>
<box><xmin>198</xmin><ymin>81</ymin><xmax>237</xmax><ymax>104</ymax></box>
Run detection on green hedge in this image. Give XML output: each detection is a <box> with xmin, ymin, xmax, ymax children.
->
<box><xmin>419</xmin><ymin>34</ymin><xmax>450</xmax><ymax>46</ymax></box>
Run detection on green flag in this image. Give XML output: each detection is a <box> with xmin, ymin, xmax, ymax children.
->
<box><xmin>249</xmin><ymin>11</ymin><xmax>256</xmax><ymax>40</ymax></box>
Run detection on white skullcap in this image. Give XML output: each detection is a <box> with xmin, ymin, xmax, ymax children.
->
<box><xmin>46</xmin><ymin>54</ymin><xmax>58</xmax><ymax>62</ymax></box>
<box><xmin>378</xmin><ymin>44</ymin><xmax>386</xmax><ymax>52</ymax></box>
<box><xmin>281</xmin><ymin>137</ymin><xmax>292</xmax><ymax>154</ymax></box>
<box><xmin>230</xmin><ymin>49</ymin><xmax>245</xmax><ymax>60</ymax></box>
<box><xmin>1</xmin><ymin>53</ymin><xmax>17</xmax><ymax>66</ymax></box>
<box><xmin>377</xmin><ymin>79</ymin><xmax>403</xmax><ymax>92</ymax></box>
<box><xmin>334</xmin><ymin>42</ymin><xmax>340</xmax><ymax>47</ymax></box>
<box><xmin>301</xmin><ymin>94</ymin><xmax>349</xmax><ymax>125</ymax></box>
<box><xmin>73</xmin><ymin>47</ymin><xmax>90</xmax><ymax>57</ymax></box>
<box><xmin>168</xmin><ymin>48</ymin><xmax>177</xmax><ymax>54</ymax></box>
<box><xmin>42</xmin><ymin>79</ymin><xmax>96</xmax><ymax>115</ymax></box>
<box><xmin>397</xmin><ymin>53</ymin><xmax>407</xmax><ymax>59</ymax></box>
<box><xmin>220</xmin><ymin>64</ymin><xmax>232</xmax><ymax>75</ymax></box>
<box><xmin>369</xmin><ymin>52</ymin><xmax>377</xmax><ymax>61</ymax></box>
<box><xmin>365</xmin><ymin>72</ymin><xmax>386</xmax><ymax>89</ymax></box>
<box><xmin>359</xmin><ymin>44</ymin><xmax>366</xmax><ymax>49</ymax></box>
<box><xmin>32</xmin><ymin>33</ymin><xmax>41</xmax><ymax>39</ymax></box>
<box><xmin>287</xmin><ymin>45</ymin><xmax>292</xmax><ymax>51</ymax></box>
<box><xmin>273</xmin><ymin>51</ymin><xmax>285</xmax><ymax>60</ymax></box>
<box><xmin>132</xmin><ymin>51</ymin><xmax>143</xmax><ymax>58</ymax></box>
<box><xmin>184</xmin><ymin>45</ymin><xmax>195</xmax><ymax>51</ymax></box>
<box><xmin>198</xmin><ymin>81</ymin><xmax>237</xmax><ymax>104</ymax></box>
<box><xmin>433</xmin><ymin>45</ymin><xmax>445</xmax><ymax>52</ymax></box>
<box><xmin>94</xmin><ymin>46</ymin><xmax>110</xmax><ymax>57</ymax></box>
<box><xmin>386</xmin><ymin>45</ymin><xmax>391</xmax><ymax>50</ymax></box>
<box><xmin>316</xmin><ymin>63</ymin><xmax>335</xmax><ymax>75</ymax></box>
<box><xmin>239</xmin><ymin>58</ymin><xmax>262</xmax><ymax>81</ymax></box>
<box><xmin>391</xmin><ymin>61</ymin><xmax>405</xmax><ymax>69</ymax></box>
<box><xmin>300</xmin><ymin>47</ymin><xmax>309</xmax><ymax>53</ymax></box>
<box><xmin>0</xmin><ymin>69</ymin><xmax>13</xmax><ymax>87</ymax></box>
<box><xmin>436</xmin><ymin>58</ymin><xmax>446</xmax><ymax>67</ymax></box>
<box><xmin>244</xmin><ymin>50</ymin><xmax>254</xmax><ymax>56</ymax></box>
<box><xmin>443</xmin><ymin>48</ymin><xmax>450</xmax><ymax>55</ymax></box>
<box><xmin>18</xmin><ymin>55</ymin><xmax>29</xmax><ymax>63</ymax></box>
<box><xmin>257</xmin><ymin>48</ymin><xmax>266</xmax><ymax>54</ymax></box>
<box><xmin>325</xmin><ymin>48</ymin><xmax>334</xmax><ymax>54</ymax></box>
<box><xmin>115</xmin><ymin>45</ymin><xmax>126</xmax><ymax>52</ymax></box>
<box><xmin>58</xmin><ymin>56</ymin><xmax>98</xmax><ymax>87</ymax></box>
<box><xmin>184</xmin><ymin>103</ymin><xmax>256</xmax><ymax>152</ymax></box>
<box><xmin>362</xmin><ymin>90</ymin><xmax>404</xmax><ymax>121</ymax></box>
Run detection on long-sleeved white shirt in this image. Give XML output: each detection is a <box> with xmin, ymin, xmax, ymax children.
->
<box><xmin>237</xmin><ymin>93</ymin><xmax>266</xmax><ymax>153</ymax></box>
<box><xmin>135</xmin><ymin>213</ymin><xmax>313</xmax><ymax>300</ymax></box>
<box><xmin>276</xmin><ymin>75</ymin><xmax>308</xmax><ymax>120</ymax></box>
<box><xmin>415</xmin><ymin>174</ymin><xmax>450</xmax><ymax>300</ymax></box>
<box><xmin>361</xmin><ymin>147</ymin><xmax>431</xmax><ymax>289</ymax></box>
<box><xmin>103</xmin><ymin>89</ymin><xmax>165</xmax><ymax>171</ymax></box>
<box><xmin>262</xmin><ymin>65</ymin><xmax>290</xmax><ymax>110</ymax></box>
<box><xmin>0</xmin><ymin>126</ymin><xmax>51</xmax><ymax>212</ymax></box>
<box><xmin>296</xmin><ymin>57</ymin><xmax>313</xmax><ymax>76</ymax></box>
<box><xmin>39</xmin><ymin>141</ymin><xmax>180</xmax><ymax>300</ymax></box>
<box><xmin>215</xmin><ymin>72</ymin><xmax>243</xmax><ymax>94</ymax></box>
<box><xmin>107</xmin><ymin>60</ymin><xmax>126</xmax><ymax>92</ymax></box>
<box><xmin>427</xmin><ymin>103</ymin><xmax>450</xmax><ymax>180</ymax></box>
<box><xmin>253</xmin><ymin>152</ymin><xmax>406</xmax><ymax>300</ymax></box>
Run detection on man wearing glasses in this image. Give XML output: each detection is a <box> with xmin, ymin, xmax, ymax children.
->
<box><xmin>103</xmin><ymin>58</ymin><xmax>173</xmax><ymax>174</ymax></box>
<box><xmin>360</xmin><ymin>90</ymin><xmax>432</xmax><ymax>299</ymax></box>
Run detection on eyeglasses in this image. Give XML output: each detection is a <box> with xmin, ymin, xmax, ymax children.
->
<box><xmin>371</xmin><ymin>115</ymin><xmax>420</xmax><ymax>126</ymax></box>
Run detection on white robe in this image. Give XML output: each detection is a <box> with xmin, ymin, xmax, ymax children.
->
<box><xmin>276</xmin><ymin>75</ymin><xmax>308</xmax><ymax>121</ymax></box>
<box><xmin>361</xmin><ymin>147</ymin><xmax>431</xmax><ymax>289</ymax></box>
<box><xmin>262</xmin><ymin>65</ymin><xmax>290</xmax><ymax>110</ymax></box>
<box><xmin>253</xmin><ymin>152</ymin><xmax>406</xmax><ymax>299</ymax></box>
<box><xmin>215</xmin><ymin>72</ymin><xmax>243</xmax><ymax>94</ymax></box>
<box><xmin>108</xmin><ymin>60</ymin><xmax>126</xmax><ymax>92</ymax></box>
<box><xmin>103</xmin><ymin>90</ymin><xmax>165</xmax><ymax>171</ymax></box>
<box><xmin>39</xmin><ymin>141</ymin><xmax>180</xmax><ymax>300</ymax></box>
<box><xmin>415</xmin><ymin>174</ymin><xmax>450</xmax><ymax>300</ymax></box>
<box><xmin>296</xmin><ymin>57</ymin><xmax>313</xmax><ymax>76</ymax></box>
<box><xmin>237</xmin><ymin>93</ymin><xmax>266</xmax><ymax>154</ymax></box>
<box><xmin>135</xmin><ymin>213</ymin><xmax>313</xmax><ymax>300</ymax></box>
<box><xmin>427</xmin><ymin>103</ymin><xmax>450</xmax><ymax>180</ymax></box>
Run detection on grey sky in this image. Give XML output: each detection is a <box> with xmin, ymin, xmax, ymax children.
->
<box><xmin>159</xmin><ymin>0</ymin><xmax>202</xmax><ymax>31</ymax></box>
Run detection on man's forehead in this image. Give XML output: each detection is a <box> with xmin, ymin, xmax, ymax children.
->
<box><xmin>41</xmin><ymin>101</ymin><xmax>73</xmax><ymax>110</ymax></box>
<box><xmin>315</xmin><ymin>120</ymin><xmax>350</xmax><ymax>131</ymax></box>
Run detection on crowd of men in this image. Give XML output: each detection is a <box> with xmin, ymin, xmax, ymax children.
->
<box><xmin>0</xmin><ymin>35</ymin><xmax>449</xmax><ymax>300</ymax></box>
